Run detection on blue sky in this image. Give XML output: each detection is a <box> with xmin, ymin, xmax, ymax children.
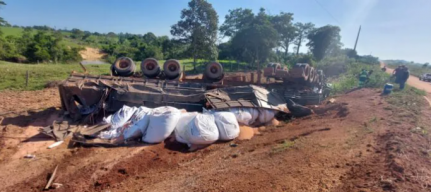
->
<box><xmin>1</xmin><ymin>0</ymin><xmax>430</xmax><ymax>63</ymax></box>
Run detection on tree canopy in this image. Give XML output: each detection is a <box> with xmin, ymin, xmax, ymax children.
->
<box><xmin>293</xmin><ymin>22</ymin><xmax>315</xmax><ymax>55</ymax></box>
<box><xmin>0</xmin><ymin>0</ymin><xmax>360</xmax><ymax>68</ymax></box>
<box><xmin>230</xmin><ymin>8</ymin><xmax>279</xmax><ymax>67</ymax></box>
<box><xmin>271</xmin><ymin>12</ymin><xmax>296</xmax><ymax>56</ymax></box>
<box><xmin>0</xmin><ymin>1</ymin><xmax>8</xmax><ymax>26</ymax></box>
<box><xmin>307</xmin><ymin>25</ymin><xmax>342</xmax><ymax>61</ymax></box>
<box><xmin>171</xmin><ymin>0</ymin><xmax>219</xmax><ymax>70</ymax></box>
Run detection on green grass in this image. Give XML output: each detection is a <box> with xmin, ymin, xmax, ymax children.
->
<box><xmin>271</xmin><ymin>140</ymin><xmax>295</xmax><ymax>154</ymax></box>
<box><xmin>386</xmin><ymin>86</ymin><xmax>426</xmax><ymax>115</ymax></box>
<box><xmin>0</xmin><ymin>61</ymin><xmax>111</xmax><ymax>90</ymax></box>
<box><xmin>0</xmin><ymin>27</ymin><xmax>31</xmax><ymax>36</ymax></box>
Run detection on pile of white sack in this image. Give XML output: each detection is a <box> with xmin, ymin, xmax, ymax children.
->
<box><xmin>99</xmin><ymin>105</ymin><xmax>277</xmax><ymax>146</ymax></box>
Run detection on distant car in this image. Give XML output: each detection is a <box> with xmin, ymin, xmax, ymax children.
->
<box><xmin>419</xmin><ymin>73</ymin><xmax>431</xmax><ymax>82</ymax></box>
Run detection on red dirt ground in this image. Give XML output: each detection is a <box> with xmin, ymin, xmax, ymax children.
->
<box><xmin>1</xmin><ymin>88</ymin><xmax>431</xmax><ymax>191</ymax></box>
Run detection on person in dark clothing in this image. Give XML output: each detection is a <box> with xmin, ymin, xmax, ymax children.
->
<box><xmin>393</xmin><ymin>65</ymin><xmax>409</xmax><ymax>90</ymax></box>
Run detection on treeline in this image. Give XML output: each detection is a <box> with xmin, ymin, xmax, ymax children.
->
<box><xmin>0</xmin><ymin>0</ymin><xmax>379</xmax><ymax>66</ymax></box>
<box><xmin>0</xmin><ymin>28</ymin><xmax>82</xmax><ymax>63</ymax></box>
<box><xmin>0</xmin><ymin>1</ymin><xmax>82</xmax><ymax>63</ymax></box>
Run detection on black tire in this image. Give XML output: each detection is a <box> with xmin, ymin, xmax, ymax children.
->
<box><xmin>163</xmin><ymin>59</ymin><xmax>181</xmax><ymax>80</ymax></box>
<box><xmin>204</xmin><ymin>62</ymin><xmax>224</xmax><ymax>80</ymax></box>
<box><xmin>308</xmin><ymin>67</ymin><xmax>316</xmax><ymax>83</ymax></box>
<box><xmin>274</xmin><ymin>63</ymin><xmax>282</xmax><ymax>70</ymax></box>
<box><xmin>141</xmin><ymin>58</ymin><xmax>161</xmax><ymax>78</ymax></box>
<box><xmin>112</xmin><ymin>57</ymin><xmax>136</xmax><ymax>77</ymax></box>
<box><xmin>303</xmin><ymin>64</ymin><xmax>310</xmax><ymax>81</ymax></box>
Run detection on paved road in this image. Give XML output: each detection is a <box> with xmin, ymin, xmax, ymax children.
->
<box><xmin>381</xmin><ymin>62</ymin><xmax>431</xmax><ymax>93</ymax></box>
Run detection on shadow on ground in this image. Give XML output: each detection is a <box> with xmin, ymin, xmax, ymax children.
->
<box><xmin>0</xmin><ymin>107</ymin><xmax>61</xmax><ymax>127</ymax></box>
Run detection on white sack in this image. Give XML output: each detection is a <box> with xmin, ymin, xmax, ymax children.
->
<box><xmin>143</xmin><ymin>106</ymin><xmax>181</xmax><ymax>143</ymax></box>
<box><xmin>257</xmin><ymin>109</ymin><xmax>277</xmax><ymax>124</ymax></box>
<box><xmin>123</xmin><ymin>106</ymin><xmax>152</xmax><ymax>140</ymax></box>
<box><xmin>99</xmin><ymin>127</ymin><xmax>123</xmax><ymax>139</ymax></box>
<box><xmin>176</xmin><ymin>113</ymin><xmax>219</xmax><ymax>145</ymax></box>
<box><xmin>99</xmin><ymin>105</ymin><xmax>138</xmax><ymax>139</ymax></box>
<box><xmin>103</xmin><ymin>105</ymin><xmax>137</xmax><ymax>129</ymax></box>
<box><xmin>175</xmin><ymin>112</ymin><xmax>199</xmax><ymax>144</ymax></box>
<box><xmin>228</xmin><ymin>108</ymin><xmax>259</xmax><ymax>126</ymax></box>
<box><xmin>213</xmin><ymin>112</ymin><xmax>240</xmax><ymax>140</ymax></box>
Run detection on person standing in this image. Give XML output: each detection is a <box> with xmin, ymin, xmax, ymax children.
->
<box><xmin>394</xmin><ymin>65</ymin><xmax>409</xmax><ymax>90</ymax></box>
<box><xmin>358</xmin><ymin>69</ymin><xmax>369</xmax><ymax>87</ymax></box>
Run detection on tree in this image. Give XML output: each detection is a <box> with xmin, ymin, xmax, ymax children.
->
<box><xmin>220</xmin><ymin>8</ymin><xmax>254</xmax><ymax>37</ymax></box>
<box><xmin>230</xmin><ymin>8</ymin><xmax>279</xmax><ymax>83</ymax></box>
<box><xmin>71</xmin><ymin>28</ymin><xmax>84</xmax><ymax>39</ymax></box>
<box><xmin>107</xmin><ymin>32</ymin><xmax>116</xmax><ymax>38</ymax></box>
<box><xmin>143</xmin><ymin>32</ymin><xmax>158</xmax><ymax>45</ymax></box>
<box><xmin>306</xmin><ymin>25</ymin><xmax>342</xmax><ymax>61</ymax></box>
<box><xmin>341</xmin><ymin>48</ymin><xmax>357</xmax><ymax>58</ymax></box>
<box><xmin>0</xmin><ymin>1</ymin><xmax>8</xmax><ymax>26</ymax></box>
<box><xmin>294</xmin><ymin>22</ymin><xmax>314</xmax><ymax>55</ymax></box>
<box><xmin>218</xmin><ymin>42</ymin><xmax>233</xmax><ymax>60</ymax></box>
<box><xmin>271</xmin><ymin>12</ymin><xmax>296</xmax><ymax>57</ymax></box>
<box><xmin>423</xmin><ymin>63</ymin><xmax>429</xmax><ymax>68</ymax></box>
<box><xmin>171</xmin><ymin>0</ymin><xmax>219</xmax><ymax>71</ymax></box>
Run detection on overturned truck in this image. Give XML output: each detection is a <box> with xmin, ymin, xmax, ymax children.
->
<box><xmin>62</xmin><ymin>59</ymin><xmax>328</xmax><ymax>118</ymax></box>
<box><xmin>55</xmin><ymin>58</ymin><xmax>329</xmax><ymax>146</ymax></box>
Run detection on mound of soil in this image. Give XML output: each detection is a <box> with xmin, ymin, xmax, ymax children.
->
<box><xmin>79</xmin><ymin>47</ymin><xmax>106</xmax><ymax>61</ymax></box>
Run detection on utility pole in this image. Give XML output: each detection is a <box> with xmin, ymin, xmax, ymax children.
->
<box><xmin>353</xmin><ymin>25</ymin><xmax>361</xmax><ymax>51</ymax></box>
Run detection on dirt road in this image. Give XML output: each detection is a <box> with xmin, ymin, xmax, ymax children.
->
<box><xmin>382</xmin><ymin>62</ymin><xmax>431</xmax><ymax>93</ymax></box>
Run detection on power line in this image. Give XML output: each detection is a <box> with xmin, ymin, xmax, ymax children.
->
<box><xmin>313</xmin><ymin>0</ymin><xmax>341</xmax><ymax>25</ymax></box>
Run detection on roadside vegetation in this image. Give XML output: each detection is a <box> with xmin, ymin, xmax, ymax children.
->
<box><xmin>314</xmin><ymin>55</ymin><xmax>386</xmax><ymax>94</ymax></box>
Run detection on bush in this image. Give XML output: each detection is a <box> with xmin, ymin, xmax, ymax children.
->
<box><xmin>104</xmin><ymin>55</ymin><xmax>116</xmax><ymax>64</ymax></box>
<box><xmin>327</xmin><ymin>57</ymin><xmax>390</xmax><ymax>94</ymax></box>
<box><xmin>315</xmin><ymin>56</ymin><xmax>351</xmax><ymax>77</ymax></box>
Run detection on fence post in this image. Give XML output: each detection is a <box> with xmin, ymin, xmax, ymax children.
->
<box><xmin>25</xmin><ymin>70</ymin><xmax>29</xmax><ymax>87</ymax></box>
<box><xmin>230</xmin><ymin>62</ymin><xmax>233</xmax><ymax>72</ymax></box>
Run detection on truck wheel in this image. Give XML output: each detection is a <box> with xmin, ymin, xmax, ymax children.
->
<box><xmin>112</xmin><ymin>57</ymin><xmax>136</xmax><ymax>77</ymax></box>
<box><xmin>204</xmin><ymin>62</ymin><xmax>224</xmax><ymax>80</ymax></box>
<box><xmin>274</xmin><ymin>63</ymin><xmax>282</xmax><ymax>70</ymax></box>
<box><xmin>303</xmin><ymin>64</ymin><xmax>311</xmax><ymax>81</ymax></box>
<box><xmin>141</xmin><ymin>58</ymin><xmax>161</xmax><ymax>78</ymax></box>
<box><xmin>163</xmin><ymin>59</ymin><xmax>181</xmax><ymax>80</ymax></box>
<box><xmin>308</xmin><ymin>67</ymin><xmax>315</xmax><ymax>83</ymax></box>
